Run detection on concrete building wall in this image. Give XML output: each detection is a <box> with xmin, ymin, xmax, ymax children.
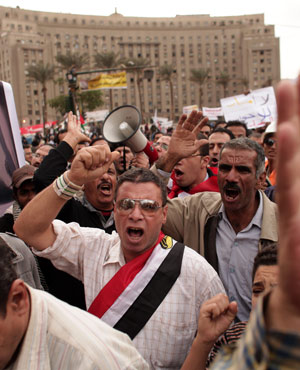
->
<box><xmin>0</xmin><ymin>6</ymin><xmax>280</xmax><ymax>126</ymax></box>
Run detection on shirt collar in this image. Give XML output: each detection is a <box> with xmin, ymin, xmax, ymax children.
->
<box><xmin>219</xmin><ymin>191</ymin><xmax>263</xmax><ymax>230</ymax></box>
<box><xmin>103</xmin><ymin>239</ymin><xmax>126</xmax><ymax>267</ymax></box>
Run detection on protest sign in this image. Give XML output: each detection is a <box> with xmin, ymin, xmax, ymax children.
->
<box><xmin>220</xmin><ymin>87</ymin><xmax>277</xmax><ymax>129</ymax></box>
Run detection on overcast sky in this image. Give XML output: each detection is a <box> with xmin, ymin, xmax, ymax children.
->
<box><xmin>2</xmin><ymin>0</ymin><xmax>300</xmax><ymax>79</ymax></box>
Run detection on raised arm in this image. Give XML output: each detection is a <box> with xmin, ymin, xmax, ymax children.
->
<box><xmin>14</xmin><ymin>145</ymin><xmax>120</xmax><ymax>251</ymax></box>
<box><xmin>181</xmin><ymin>294</ymin><xmax>237</xmax><ymax>370</ymax></box>
<box><xmin>34</xmin><ymin>112</ymin><xmax>90</xmax><ymax>190</ymax></box>
<box><xmin>156</xmin><ymin>110</ymin><xmax>209</xmax><ymax>173</ymax></box>
<box><xmin>266</xmin><ymin>76</ymin><xmax>300</xmax><ymax>332</ymax></box>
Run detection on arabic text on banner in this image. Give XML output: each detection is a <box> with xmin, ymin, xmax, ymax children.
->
<box><xmin>87</xmin><ymin>71</ymin><xmax>127</xmax><ymax>90</ymax></box>
<box><xmin>220</xmin><ymin>87</ymin><xmax>277</xmax><ymax>129</ymax></box>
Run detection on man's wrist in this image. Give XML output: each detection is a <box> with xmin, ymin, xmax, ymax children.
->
<box><xmin>156</xmin><ymin>152</ymin><xmax>180</xmax><ymax>172</ymax></box>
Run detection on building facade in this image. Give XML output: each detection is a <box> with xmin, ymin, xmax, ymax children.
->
<box><xmin>0</xmin><ymin>6</ymin><xmax>280</xmax><ymax>126</ymax></box>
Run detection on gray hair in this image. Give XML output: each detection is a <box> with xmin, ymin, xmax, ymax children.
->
<box><xmin>220</xmin><ymin>137</ymin><xmax>265</xmax><ymax>178</ymax></box>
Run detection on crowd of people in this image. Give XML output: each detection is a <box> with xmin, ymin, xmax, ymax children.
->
<box><xmin>0</xmin><ymin>75</ymin><xmax>299</xmax><ymax>369</ymax></box>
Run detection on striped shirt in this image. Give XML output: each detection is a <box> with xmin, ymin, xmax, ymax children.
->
<box><xmin>8</xmin><ymin>286</ymin><xmax>149</xmax><ymax>370</ymax></box>
<box><xmin>210</xmin><ymin>295</ymin><xmax>300</xmax><ymax>369</ymax></box>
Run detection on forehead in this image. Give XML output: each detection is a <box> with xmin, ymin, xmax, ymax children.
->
<box><xmin>157</xmin><ymin>136</ymin><xmax>171</xmax><ymax>145</ymax></box>
<box><xmin>201</xmin><ymin>125</ymin><xmax>211</xmax><ymax>131</ymax></box>
<box><xmin>220</xmin><ymin>148</ymin><xmax>257</xmax><ymax>165</ymax></box>
<box><xmin>229</xmin><ymin>125</ymin><xmax>246</xmax><ymax>135</ymax></box>
<box><xmin>117</xmin><ymin>181</ymin><xmax>162</xmax><ymax>201</ymax></box>
<box><xmin>253</xmin><ymin>265</ymin><xmax>279</xmax><ymax>283</ymax></box>
<box><xmin>209</xmin><ymin>132</ymin><xmax>230</xmax><ymax>144</ymax></box>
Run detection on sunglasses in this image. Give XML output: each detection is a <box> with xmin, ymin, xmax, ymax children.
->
<box><xmin>264</xmin><ymin>138</ymin><xmax>277</xmax><ymax>147</ymax></box>
<box><xmin>116</xmin><ymin>198</ymin><xmax>162</xmax><ymax>214</ymax></box>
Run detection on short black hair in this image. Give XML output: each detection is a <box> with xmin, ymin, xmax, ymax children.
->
<box><xmin>0</xmin><ymin>240</ymin><xmax>17</xmax><ymax>316</ymax></box>
<box><xmin>115</xmin><ymin>168</ymin><xmax>167</xmax><ymax>206</ymax></box>
<box><xmin>252</xmin><ymin>243</ymin><xmax>278</xmax><ymax>281</ymax></box>
<box><xmin>210</xmin><ymin>127</ymin><xmax>235</xmax><ymax>140</ymax></box>
<box><xmin>225</xmin><ymin>121</ymin><xmax>249</xmax><ymax>137</ymax></box>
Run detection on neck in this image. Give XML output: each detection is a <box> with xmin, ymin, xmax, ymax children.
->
<box><xmin>268</xmin><ymin>159</ymin><xmax>276</xmax><ymax>173</ymax></box>
<box><xmin>225</xmin><ymin>193</ymin><xmax>260</xmax><ymax>233</ymax></box>
<box><xmin>188</xmin><ymin>170</ymin><xmax>207</xmax><ymax>191</ymax></box>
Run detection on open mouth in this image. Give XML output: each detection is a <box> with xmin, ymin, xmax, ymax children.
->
<box><xmin>98</xmin><ymin>182</ymin><xmax>112</xmax><ymax>195</ymax></box>
<box><xmin>127</xmin><ymin>227</ymin><xmax>144</xmax><ymax>239</ymax></box>
<box><xmin>174</xmin><ymin>168</ymin><xmax>184</xmax><ymax>179</ymax></box>
<box><xmin>224</xmin><ymin>187</ymin><xmax>240</xmax><ymax>200</ymax></box>
<box><xmin>210</xmin><ymin>158</ymin><xmax>218</xmax><ymax>166</ymax></box>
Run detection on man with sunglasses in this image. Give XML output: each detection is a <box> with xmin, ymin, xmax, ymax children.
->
<box><xmin>14</xmin><ymin>145</ymin><xmax>224</xmax><ymax>369</ymax></box>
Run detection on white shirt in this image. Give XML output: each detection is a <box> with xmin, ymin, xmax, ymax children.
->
<box><xmin>35</xmin><ymin>220</ymin><xmax>224</xmax><ymax>369</ymax></box>
<box><xmin>8</xmin><ymin>286</ymin><xmax>149</xmax><ymax>370</ymax></box>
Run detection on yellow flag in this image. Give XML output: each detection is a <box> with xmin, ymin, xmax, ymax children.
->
<box><xmin>88</xmin><ymin>71</ymin><xmax>127</xmax><ymax>90</ymax></box>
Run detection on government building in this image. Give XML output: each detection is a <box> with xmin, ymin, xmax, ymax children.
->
<box><xmin>0</xmin><ymin>6</ymin><xmax>280</xmax><ymax>126</ymax></box>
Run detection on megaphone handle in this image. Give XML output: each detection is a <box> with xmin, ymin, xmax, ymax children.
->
<box><xmin>143</xmin><ymin>142</ymin><xmax>159</xmax><ymax>165</ymax></box>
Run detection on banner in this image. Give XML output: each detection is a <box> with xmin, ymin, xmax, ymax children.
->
<box><xmin>220</xmin><ymin>87</ymin><xmax>277</xmax><ymax>129</ymax></box>
<box><xmin>0</xmin><ymin>82</ymin><xmax>25</xmax><ymax>215</ymax></box>
<box><xmin>86</xmin><ymin>72</ymin><xmax>127</xmax><ymax>90</ymax></box>
<box><xmin>202</xmin><ymin>107</ymin><xmax>223</xmax><ymax>120</ymax></box>
<box><xmin>183</xmin><ymin>105</ymin><xmax>199</xmax><ymax>115</ymax></box>
<box><xmin>19</xmin><ymin>121</ymin><xmax>58</xmax><ymax>135</ymax></box>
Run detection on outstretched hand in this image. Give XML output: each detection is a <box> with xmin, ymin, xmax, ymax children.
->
<box><xmin>267</xmin><ymin>76</ymin><xmax>300</xmax><ymax>332</ymax></box>
<box><xmin>63</xmin><ymin>111</ymin><xmax>91</xmax><ymax>149</ymax></box>
<box><xmin>68</xmin><ymin>145</ymin><xmax>120</xmax><ymax>186</ymax></box>
<box><xmin>168</xmin><ymin>110</ymin><xmax>209</xmax><ymax>160</ymax></box>
<box><xmin>156</xmin><ymin>111</ymin><xmax>208</xmax><ymax>172</ymax></box>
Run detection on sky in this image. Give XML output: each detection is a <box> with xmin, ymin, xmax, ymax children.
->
<box><xmin>1</xmin><ymin>0</ymin><xmax>300</xmax><ymax>79</ymax></box>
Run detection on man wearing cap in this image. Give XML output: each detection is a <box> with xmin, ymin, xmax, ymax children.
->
<box><xmin>0</xmin><ymin>165</ymin><xmax>36</xmax><ymax>233</ymax></box>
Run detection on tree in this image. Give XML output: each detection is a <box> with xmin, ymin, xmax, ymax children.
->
<box><xmin>27</xmin><ymin>62</ymin><xmax>55</xmax><ymax>135</ymax></box>
<box><xmin>159</xmin><ymin>64</ymin><xmax>176</xmax><ymax>121</ymax></box>
<box><xmin>49</xmin><ymin>90</ymin><xmax>103</xmax><ymax>116</ymax></box>
<box><xmin>123</xmin><ymin>57</ymin><xmax>150</xmax><ymax>122</ymax></box>
<box><xmin>189</xmin><ymin>68</ymin><xmax>210</xmax><ymax>109</ymax></box>
<box><xmin>55</xmin><ymin>52</ymin><xmax>89</xmax><ymax>71</ymax></box>
<box><xmin>217</xmin><ymin>71</ymin><xmax>230</xmax><ymax>97</ymax></box>
<box><xmin>94</xmin><ymin>51</ymin><xmax>123</xmax><ymax>110</ymax></box>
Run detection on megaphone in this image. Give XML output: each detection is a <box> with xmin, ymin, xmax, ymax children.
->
<box><xmin>103</xmin><ymin>105</ymin><xmax>158</xmax><ymax>164</ymax></box>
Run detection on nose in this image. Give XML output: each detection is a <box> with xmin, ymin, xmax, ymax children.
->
<box><xmin>128</xmin><ymin>203</ymin><xmax>144</xmax><ymax>220</ymax></box>
<box><xmin>212</xmin><ymin>145</ymin><xmax>219</xmax><ymax>155</ymax></box>
<box><xmin>225</xmin><ymin>168</ymin><xmax>238</xmax><ymax>183</ymax></box>
<box><xmin>101</xmin><ymin>172</ymin><xmax>110</xmax><ymax>180</ymax></box>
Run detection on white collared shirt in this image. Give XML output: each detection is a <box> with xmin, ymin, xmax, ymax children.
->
<box><xmin>35</xmin><ymin>220</ymin><xmax>224</xmax><ymax>369</ymax></box>
<box><xmin>8</xmin><ymin>286</ymin><xmax>148</xmax><ymax>370</ymax></box>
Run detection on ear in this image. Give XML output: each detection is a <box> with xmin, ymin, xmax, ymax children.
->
<box><xmin>200</xmin><ymin>155</ymin><xmax>210</xmax><ymax>169</ymax></box>
<box><xmin>7</xmin><ymin>279</ymin><xmax>30</xmax><ymax>317</ymax></box>
<box><xmin>161</xmin><ymin>205</ymin><xmax>168</xmax><ymax>225</ymax></box>
<box><xmin>255</xmin><ymin>171</ymin><xmax>267</xmax><ymax>190</ymax></box>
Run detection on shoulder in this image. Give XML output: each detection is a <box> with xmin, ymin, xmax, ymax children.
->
<box><xmin>31</xmin><ymin>287</ymin><xmax>148</xmax><ymax>369</ymax></box>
